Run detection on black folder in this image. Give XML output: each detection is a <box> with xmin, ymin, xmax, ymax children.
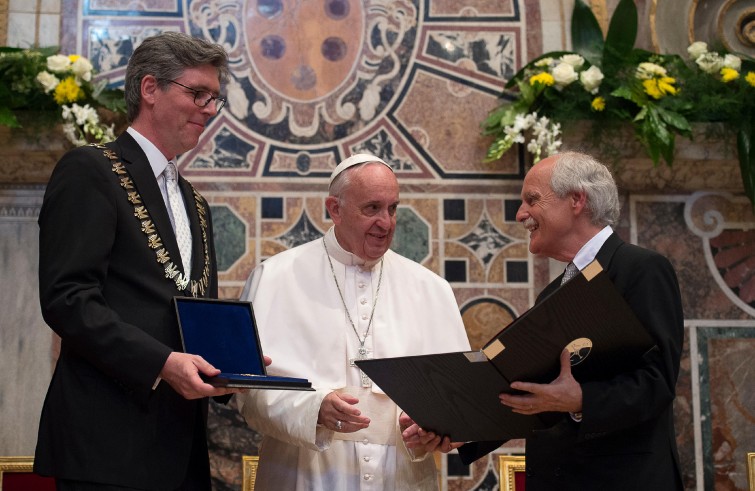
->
<box><xmin>355</xmin><ymin>260</ymin><xmax>654</xmax><ymax>442</ymax></box>
<box><xmin>174</xmin><ymin>297</ymin><xmax>313</xmax><ymax>390</ymax></box>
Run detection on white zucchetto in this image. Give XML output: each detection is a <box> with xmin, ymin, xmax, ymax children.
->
<box><xmin>329</xmin><ymin>153</ymin><xmax>393</xmax><ymax>188</ymax></box>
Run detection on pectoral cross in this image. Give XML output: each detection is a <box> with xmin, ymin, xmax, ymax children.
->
<box><xmin>349</xmin><ymin>346</ymin><xmax>373</xmax><ymax>387</ymax></box>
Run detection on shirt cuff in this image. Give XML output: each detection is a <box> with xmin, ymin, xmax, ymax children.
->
<box><xmin>570</xmin><ymin>411</ymin><xmax>583</xmax><ymax>422</ymax></box>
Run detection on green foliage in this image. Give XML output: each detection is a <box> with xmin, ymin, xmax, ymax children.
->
<box><xmin>0</xmin><ymin>46</ymin><xmax>125</xmax><ymax>143</ymax></box>
<box><xmin>481</xmin><ymin>0</ymin><xmax>755</xmax><ymax>208</ymax></box>
<box><xmin>571</xmin><ymin>0</ymin><xmax>604</xmax><ymax>66</ymax></box>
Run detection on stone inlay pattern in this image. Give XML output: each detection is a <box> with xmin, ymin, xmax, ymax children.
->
<box><xmin>685</xmin><ymin>192</ymin><xmax>755</xmax><ymax>317</ymax></box>
<box><xmin>209</xmin><ymin>205</ymin><xmax>246</xmax><ymax>272</ymax></box>
<box><xmin>69</xmin><ymin>0</ymin><xmax>529</xmax><ymax>183</ymax></box>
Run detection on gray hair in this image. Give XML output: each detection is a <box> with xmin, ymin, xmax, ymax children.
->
<box><xmin>550</xmin><ymin>152</ymin><xmax>620</xmax><ymax>226</ymax></box>
<box><xmin>124</xmin><ymin>31</ymin><xmax>230</xmax><ymax>122</ymax></box>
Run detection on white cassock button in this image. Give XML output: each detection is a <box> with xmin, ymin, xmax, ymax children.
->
<box><xmin>361</xmin><ymin>314</ymin><xmax>368</xmax><ymax>320</ymax></box>
<box><xmin>363</xmin><ymin>456</ymin><xmax>371</xmax><ymax>462</ymax></box>
<box><xmin>362</xmin><ymin>438</ymin><xmax>369</xmax><ymax>444</ymax></box>
<box><xmin>363</xmin><ymin>474</ymin><xmax>372</xmax><ymax>481</ymax></box>
<box><xmin>360</xmin><ymin>298</ymin><xmax>367</xmax><ymax>305</ymax></box>
<box><xmin>358</xmin><ymin>282</ymin><xmax>366</xmax><ymax>288</ymax></box>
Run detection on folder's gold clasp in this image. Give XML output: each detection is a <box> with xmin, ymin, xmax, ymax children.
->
<box><xmin>582</xmin><ymin>260</ymin><xmax>603</xmax><ymax>281</ymax></box>
<box><xmin>482</xmin><ymin>339</ymin><xmax>505</xmax><ymax>360</ymax></box>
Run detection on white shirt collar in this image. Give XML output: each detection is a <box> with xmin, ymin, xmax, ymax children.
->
<box><xmin>324</xmin><ymin>226</ymin><xmax>382</xmax><ymax>270</ymax></box>
<box><xmin>126</xmin><ymin>127</ymin><xmax>172</xmax><ymax>178</ymax></box>
<box><xmin>573</xmin><ymin>225</ymin><xmax>613</xmax><ymax>271</ymax></box>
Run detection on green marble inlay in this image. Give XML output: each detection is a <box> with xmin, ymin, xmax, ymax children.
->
<box><xmin>391</xmin><ymin>207</ymin><xmax>429</xmax><ymax>264</ymax></box>
<box><xmin>210</xmin><ymin>205</ymin><xmax>246</xmax><ymax>272</ymax></box>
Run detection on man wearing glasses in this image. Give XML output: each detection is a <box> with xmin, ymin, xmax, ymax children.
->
<box><xmin>34</xmin><ymin>32</ymin><xmax>242</xmax><ymax>490</ymax></box>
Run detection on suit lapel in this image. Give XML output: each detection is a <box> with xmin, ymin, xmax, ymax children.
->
<box><xmin>595</xmin><ymin>232</ymin><xmax>623</xmax><ymax>271</ymax></box>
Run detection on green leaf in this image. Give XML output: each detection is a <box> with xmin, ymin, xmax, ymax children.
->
<box><xmin>660</xmin><ymin>136</ymin><xmax>675</xmax><ymax>165</ymax></box>
<box><xmin>611</xmin><ymin>85</ymin><xmax>634</xmax><ymax>101</ymax></box>
<box><xmin>603</xmin><ymin>0</ymin><xmax>637</xmax><ymax>68</ymax></box>
<box><xmin>0</xmin><ymin>107</ymin><xmax>20</xmax><ymax>128</ymax></box>
<box><xmin>93</xmin><ymin>90</ymin><xmax>127</xmax><ymax>114</ymax></box>
<box><xmin>646</xmin><ymin>108</ymin><xmax>677</xmax><ymax>165</ymax></box>
<box><xmin>481</xmin><ymin>106</ymin><xmax>507</xmax><ymax>131</ymax></box>
<box><xmin>571</xmin><ymin>0</ymin><xmax>605</xmax><ymax>66</ymax></box>
<box><xmin>639</xmin><ymin>124</ymin><xmax>661</xmax><ymax>166</ymax></box>
<box><xmin>657</xmin><ymin>107</ymin><xmax>691</xmax><ymax>134</ymax></box>
<box><xmin>633</xmin><ymin>105</ymin><xmax>648</xmax><ymax>122</ymax></box>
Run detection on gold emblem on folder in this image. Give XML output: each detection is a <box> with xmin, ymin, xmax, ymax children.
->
<box><xmin>566</xmin><ymin>338</ymin><xmax>593</xmax><ymax>366</ymax></box>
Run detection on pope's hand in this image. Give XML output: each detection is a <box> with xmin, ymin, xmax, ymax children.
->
<box><xmin>399</xmin><ymin>412</ymin><xmax>462</xmax><ymax>453</ymax></box>
<box><xmin>317</xmin><ymin>391</ymin><xmax>371</xmax><ymax>433</ymax></box>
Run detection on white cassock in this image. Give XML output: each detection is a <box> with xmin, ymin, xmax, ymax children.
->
<box><xmin>236</xmin><ymin>226</ymin><xmax>471</xmax><ymax>491</ymax></box>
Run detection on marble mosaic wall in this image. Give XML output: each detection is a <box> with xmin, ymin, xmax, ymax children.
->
<box><xmin>1</xmin><ymin>1</ymin><xmax>754</xmax><ymax>490</ymax></box>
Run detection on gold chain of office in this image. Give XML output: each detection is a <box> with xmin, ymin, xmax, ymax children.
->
<box><xmin>93</xmin><ymin>143</ymin><xmax>211</xmax><ymax>297</ymax></box>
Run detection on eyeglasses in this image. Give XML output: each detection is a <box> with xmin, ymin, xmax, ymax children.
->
<box><xmin>166</xmin><ymin>80</ymin><xmax>226</xmax><ymax>112</ymax></box>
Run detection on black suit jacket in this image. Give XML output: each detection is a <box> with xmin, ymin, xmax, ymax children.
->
<box><xmin>34</xmin><ymin>133</ymin><xmax>218</xmax><ymax>490</ymax></box>
<box><xmin>461</xmin><ymin>233</ymin><xmax>684</xmax><ymax>490</ymax></box>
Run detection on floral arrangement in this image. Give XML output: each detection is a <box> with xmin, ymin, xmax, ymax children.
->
<box><xmin>0</xmin><ymin>46</ymin><xmax>126</xmax><ymax>146</ymax></box>
<box><xmin>482</xmin><ymin>0</ymin><xmax>755</xmax><ymax>207</ymax></box>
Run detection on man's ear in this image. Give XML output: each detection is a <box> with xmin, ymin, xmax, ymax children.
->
<box><xmin>141</xmin><ymin>75</ymin><xmax>159</xmax><ymax>104</ymax></box>
<box><xmin>325</xmin><ymin>196</ymin><xmax>341</xmax><ymax>225</ymax></box>
<box><xmin>571</xmin><ymin>191</ymin><xmax>587</xmax><ymax>214</ymax></box>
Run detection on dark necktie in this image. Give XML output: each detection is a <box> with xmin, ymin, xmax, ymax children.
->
<box><xmin>561</xmin><ymin>262</ymin><xmax>578</xmax><ymax>285</ymax></box>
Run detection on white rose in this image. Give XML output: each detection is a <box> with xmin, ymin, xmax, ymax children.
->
<box><xmin>687</xmin><ymin>41</ymin><xmax>708</xmax><ymax>60</ymax></box>
<box><xmin>723</xmin><ymin>54</ymin><xmax>741</xmax><ymax>71</ymax></box>
<box><xmin>36</xmin><ymin>71</ymin><xmax>60</xmax><ymax>93</ymax></box>
<box><xmin>534</xmin><ymin>57</ymin><xmax>553</xmax><ymax>68</ymax></box>
<box><xmin>560</xmin><ymin>54</ymin><xmax>585</xmax><ymax>68</ymax></box>
<box><xmin>579</xmin><ymin>65</ymin><xmax>604</xmax><ymax>94</ymax></box>
<box><xmin>71</xmin><ymin>57</ymin><xmax>94</xmax><ymax>82</ymax></box>
<box><xmin>695</xmin><ymin>52</ymin><xmax>724</xmax><ymax>74</ymax></box>
<box><xmin>46</xmin><ymin>54</ymin><xmax>71</xmax><ymax>72</ymax></box>
<box><xmin>551</xmin><ymin>62</ymin><xmax>578</xmax><ymax>87</ymax></box>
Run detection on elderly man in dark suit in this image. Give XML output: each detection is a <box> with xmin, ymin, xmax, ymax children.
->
<box><xmin>463</xmin><ymin>151</ymin><xmax>684</xmax><ymax>490</ymax></box>
<box><xmin>34</xmin><ymin>32</ymin><xmax>247</xmax><ymax>490</ymax></box>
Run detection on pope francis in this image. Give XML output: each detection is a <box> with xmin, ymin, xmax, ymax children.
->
<box><xmin>236</xmin><ymin>154</ymin><xmax>471</xmax><ymax>490</ymax></box>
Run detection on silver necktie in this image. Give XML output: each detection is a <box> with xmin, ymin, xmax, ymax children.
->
<box><xmin>164</xmin><ymin>162</ymin><xmax>192</xmax><ymax>278</ymax></box>
<box><xmin>561</xmin><ymin>262</ymin><xmax>579</xmax><ymax>285</ymax></box>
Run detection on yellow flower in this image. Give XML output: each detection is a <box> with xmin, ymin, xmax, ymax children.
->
<box><xmin>529</xmin><ymin>72</ymin><xmax>555</xmax><ymax>87</ymax></box>
<box><xmin>53</xmin><ymin>76</ymin><xmax>84</xmax><ymax>104</ymax></box>
<box><xmin>746</xmin><ymin>71</ymin><xmax>755</xmax><ymax>87</ymax></box>
<box><xmin>591</xmin><ymin>96</ymin><xmax>605</xmax><ymax>111</ymax></box>
<box><xmin>720</xmin><ymin>67</ymin><xmax>739</xmax><ymax>83</ymax></box>
<box><xmin>68</xmin><ymin>54</ymin><xmax>81</xmax><ymax>63</ymax></box>
<box><xmin>642</xmin><ymin>79</ymin><xmax>662</xmax><ymax>99</ymax></box>
<box><xmin>642</xmin><ymin>77</ymin><xmax>677</xmax><ymax>99</ymax></box>
<box><xmin>657</xmin><ymin>76</ymin><xmax>678</xmax><ymax>95</ymax></box>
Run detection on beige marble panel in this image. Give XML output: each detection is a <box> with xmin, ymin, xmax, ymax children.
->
<box><xmin>0</xmin><ymin>186</ymin><xmax>53</xmax><ymax>455</ymax></box>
